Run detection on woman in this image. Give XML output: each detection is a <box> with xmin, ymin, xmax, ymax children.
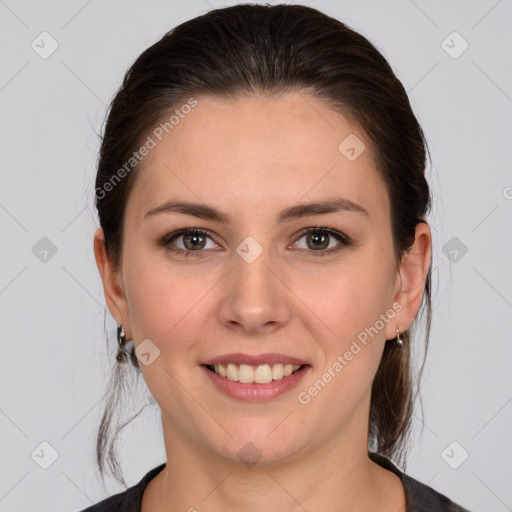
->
<box><xmin>81</xmin><ymin>4</ymin><xmax>472</xmax><ymax>511</ymax></box>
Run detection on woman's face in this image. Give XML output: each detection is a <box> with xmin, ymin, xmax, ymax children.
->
<box><xmin>96</xmin><ymin>91</ymin><xmax>430</xmax><ymax>465</ymax></box>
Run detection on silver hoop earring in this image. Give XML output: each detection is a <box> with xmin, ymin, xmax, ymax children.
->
<box><xmin>116</xmin><ymin>324</ymin><xmax>138</xmax><ymax>366</ymax></box>
<box><xmin>396</xmin><ymin>328</ymin><xmax>404</xmax><ymax>347</ymax></box>
<box><xmin>117</xmin><ymin>324</ymin><xmax>126</xmax><ymax>347</ymax></box>
<box><xmin>116</xmin><ymin>324</ymin><xmax>128</xmax><ymax>364</ymax></box>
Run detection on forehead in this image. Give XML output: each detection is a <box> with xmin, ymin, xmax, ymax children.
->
<box><xmin>125</xmin><ymin>91</ymin><xmax>389</xmax><ymax>225</ymax></box>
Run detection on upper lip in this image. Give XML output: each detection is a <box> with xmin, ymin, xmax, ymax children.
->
<box><xmin>202</xmin><ymin>353</ymin><xmax>310</xmax><ymax>366</ymax></box>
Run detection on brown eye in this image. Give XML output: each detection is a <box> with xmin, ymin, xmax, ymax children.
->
<box><xmin>163</xmin><ymin>228</ymin><xmax>218</xmax><ymax>255</ymax></box>
<box><xmin>181</xmin><ymin>231</ymin><xmax>207</xmax><ymax>250</ymax></box>
<box><xmin>293</xmin><ymin>227</ymin><xmax>350</xmax><ymax>257</ymax></box>
<box><xmin>305</xmin><ymin>231</ymin><xmax>330</xmax><ymax>250</ymax></box>
<box><xmin>161</xmin><ymin>226</ymin><xmax>350</xmax><ymax>258</ymax></box>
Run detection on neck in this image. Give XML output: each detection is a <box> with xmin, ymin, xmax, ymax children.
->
<box><xmin>143</xmin><ymin>414</ymin><xmax>404</xmax><ymax>512</ymax></box>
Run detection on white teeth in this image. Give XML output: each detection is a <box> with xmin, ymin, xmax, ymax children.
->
<box><xmin>238</xmin><ymin>364</ymin><xmax>254</xmax><ymax>383</ymax></box>
<box><xmin>272</xmin><ymin>363</ymin><xmax>284</xmax><ymax>380</ymax></box>
<box><xmin>214</xmin><ymin>364</ymin><xmax>226</xmax><ymax>377</ymax></box>
<box><xmin>211</xmin><ymin>362</ymin><xmax>302</xmax><ymax>383</ymax></box>
<box><xmin>283</xmin><ymin>364</ymin><xmax>294</xmax><ymax>377</ymax></box>
<box><xmin>254</xmin><ymin>364</ymin><xmax>273</xmax><ymax>384</ymax></box>
<box><xmin>226</xmin><ymin>363</ymin><xmax>238</xmax><ymax>382</ymax></box>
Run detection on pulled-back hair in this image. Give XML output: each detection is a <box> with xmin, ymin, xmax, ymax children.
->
<box><xmin>94</xmin><ymin>3</ymin><xmax>432</xmax><ymax>486</ymax></box>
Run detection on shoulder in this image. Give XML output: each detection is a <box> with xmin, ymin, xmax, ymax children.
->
<box><xmin>74</xmin><ymin>463</ymin><xmax>166</xmax><ymax>512</ymax></box>
<box><xmin>369</xmin><ymin>452</ymin><xmax>473</xmax><ymax>512</ymax></box>
<box><xmin>400</xmin><ymin>472</ymin><xmax>473</xmax><ymax>512</ymax></box>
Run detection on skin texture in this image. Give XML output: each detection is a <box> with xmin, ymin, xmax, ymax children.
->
<box><xmin>94</xmin><ymin>91</ymin><xmax>431</xmax><ymax>511</ymax></box>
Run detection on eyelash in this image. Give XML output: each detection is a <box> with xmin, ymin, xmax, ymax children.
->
<box><xmin>161</xmin><ymin>224</ymin><xmax>351</xmax><ymax>259</ymax></box>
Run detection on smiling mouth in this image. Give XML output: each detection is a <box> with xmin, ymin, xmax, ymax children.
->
<box><xmin>204</xmin><ymin>363</ymin><xmax>306</xmax><ymax>384</ymax></box>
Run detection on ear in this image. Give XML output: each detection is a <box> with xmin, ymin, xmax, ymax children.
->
<box><xmin>93</xmin><ymin>227</ymin><xmax>132</xmax><ymax>339</ymax></box>
<box><xmin>385</xmin><ymin>222</ymin><xmax>432</xmax><ymax>340</ymax></box>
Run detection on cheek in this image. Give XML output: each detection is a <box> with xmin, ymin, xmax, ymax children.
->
<box><xmin>122</xmin><ymin>252</ymin><xmax>191</xmax><ymax>343</ymax></box>
<box><xmin>122</xmin><ymin>250</ymin><xmax>217</xmax><ymax>364</ymax></box>
<box><xmin>122</xmin><ymin>256</ymin><xmax>209</xmax><ymax>404</ymax></box>
<box><xmin>299</xmin><ymin>260</ymin><xmax>393</xmax><ymax>341</ymax></box>
<box><xmin>295</xmin><ymin>268</ymin><xmax>391</xmax><ymax>419</ymax></box>
<box><xmin>293</xmin><ymin>255</ymin><xmax>394</xmax><ymax>399</ymax></box>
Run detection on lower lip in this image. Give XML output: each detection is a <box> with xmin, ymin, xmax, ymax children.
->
<box><xmin>201</xmin><ymin>365</ymin><xmax>310</xmax><ymax>402</ymax></box>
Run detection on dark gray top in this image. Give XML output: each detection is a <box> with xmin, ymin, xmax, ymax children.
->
<box><xmin>76</xmin><ymin>452</ymin><xmax>472</xmax><ymax>511</ymax></box>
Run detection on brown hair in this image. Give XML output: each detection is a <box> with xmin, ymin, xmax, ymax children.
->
<box><xmin>94</xmin><ymin>3</ymin><xmax>432</xmax><ymax>486</ymax></box>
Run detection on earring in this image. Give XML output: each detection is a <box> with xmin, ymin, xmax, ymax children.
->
<box><xmin>396</xmin><ymin>328</ymin><xmax>404</xmax><ymax>347</ymax></box>
<box><xmin>117</xmin><ymin>324</ymin><xmax>126</xmax><ymax>348</ymax></box>
<box><xmin>116</xmin><ymin>324</ymin><xmax>127</xmax><ymax>363</ymax></box>
<box><xmin>116</xmin><ymin>324</ymin><xmax>138</xmax><ymax>367</ymax></box>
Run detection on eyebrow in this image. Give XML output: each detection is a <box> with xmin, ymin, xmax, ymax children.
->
<box><xmin>144</xmin><ymin>197</ymin><xmax>369</xmax><ymax>223</ymax></box>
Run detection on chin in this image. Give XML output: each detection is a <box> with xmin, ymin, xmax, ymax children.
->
<box><xmin>206</xmin><ymin>424</ymin><xmax>307</xmax><ymax>468</ymax></box>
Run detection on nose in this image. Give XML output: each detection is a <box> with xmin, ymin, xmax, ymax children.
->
<box><xmin>218</xmin><ymin>244</ymin><xmax>291</xmax><ymax>336</ymax></box>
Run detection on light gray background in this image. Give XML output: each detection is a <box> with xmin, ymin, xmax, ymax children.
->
<box><xmin>1</xmin><ymin>0</ymin><xmax>511</xmax><ymax>511</ymax></box>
